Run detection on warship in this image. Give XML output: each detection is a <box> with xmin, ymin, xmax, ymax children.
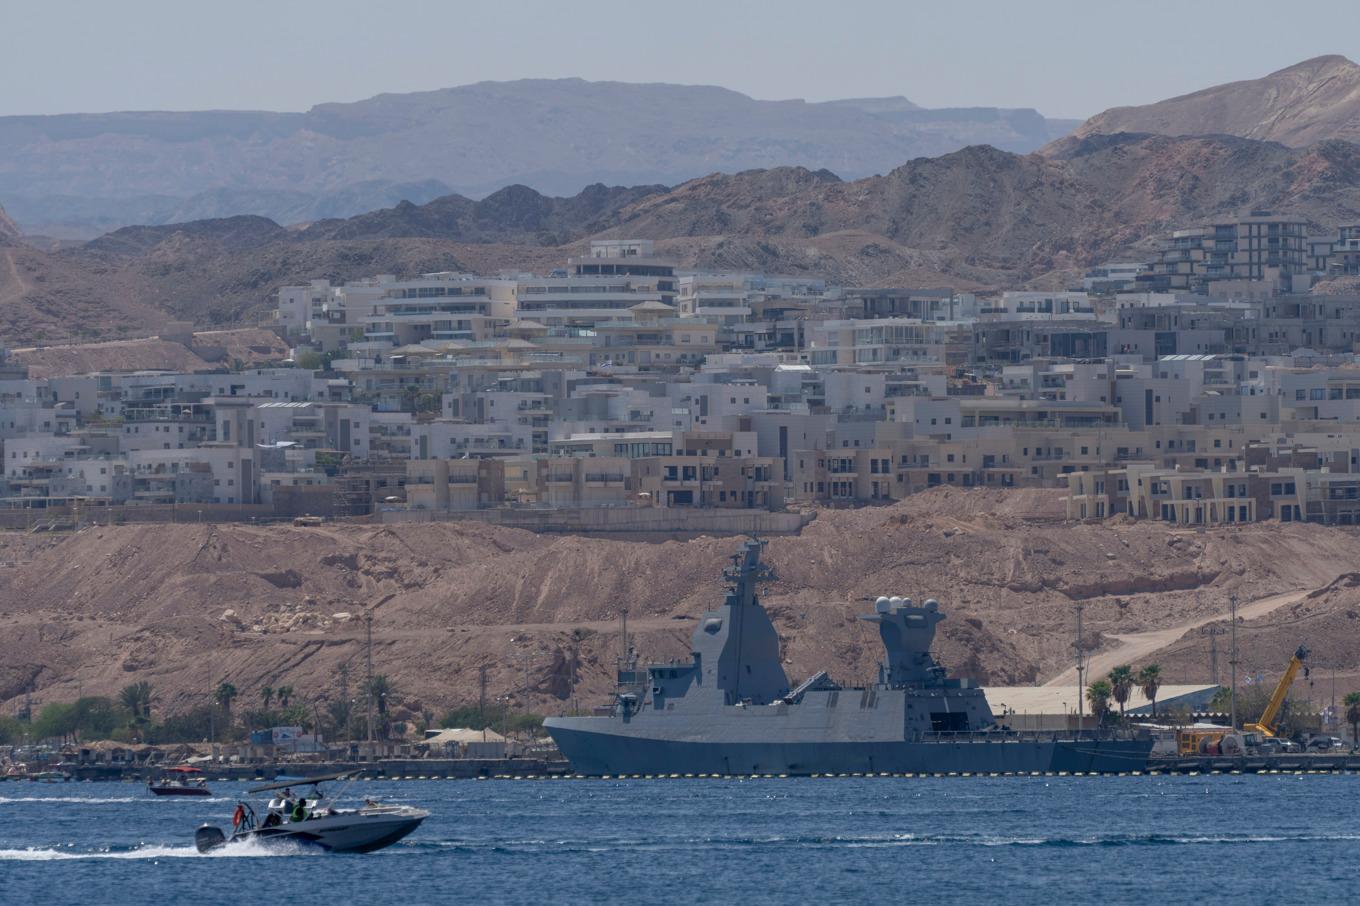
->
<box><xmin>545</xmin><ymin>539</ymin><xmax>1153</xmax><ymax>775</ymax></box>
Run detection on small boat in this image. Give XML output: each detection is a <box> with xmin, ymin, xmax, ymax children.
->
<box><xmin>30</xmin><ymin>770</ymin><xmax>72</xmax><ymax>783</ymax></box>
<box><xmin>194</xmin><ymin>771</ymin><xmax>427</xmax><ymax>854</ymax></box>
<box><xmin>149</xmin><ymin>765</ymin><xmax>213</xmax><ymax>797</ymax></box>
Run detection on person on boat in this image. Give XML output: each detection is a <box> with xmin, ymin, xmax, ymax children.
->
<box><xmin>291</xmin><ymin>795</ymin><xmax>308</xmax><ymax>822</ymax></box>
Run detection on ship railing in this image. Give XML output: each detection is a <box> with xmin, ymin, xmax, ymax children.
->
<box><xmin>920</xmin><ymin>728</ymin><xmax>1147</xmax><ymax>742</ymax></box>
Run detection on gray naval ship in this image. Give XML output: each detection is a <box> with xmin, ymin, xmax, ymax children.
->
<box><xmin>545</xmin><ymin>539</ymin><xmax>1153</xmax><ymax>775</ymax></box>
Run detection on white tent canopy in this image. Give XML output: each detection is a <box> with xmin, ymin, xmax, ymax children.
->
<box><xmin>422</xmin><ymin>727</ymin><xmax>508</xmax><ymax>746</ymax></box>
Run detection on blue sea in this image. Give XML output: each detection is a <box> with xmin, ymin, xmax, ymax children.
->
<box><xmin>2</xmin><ymin>775</ymin><xmax>1354</xmax><ymax>905</ymax></box>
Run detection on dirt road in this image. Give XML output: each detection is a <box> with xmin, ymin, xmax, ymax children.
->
<box><xmin>1044</xmin><ymin>586</ymin><xmax>1319</xmax><ymax>687</ymax></box>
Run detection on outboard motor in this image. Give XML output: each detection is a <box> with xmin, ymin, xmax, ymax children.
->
<box><xmin>194</xmin><ymin>824</ymin><xmax>227</xmax><ymax>853</ymax></box>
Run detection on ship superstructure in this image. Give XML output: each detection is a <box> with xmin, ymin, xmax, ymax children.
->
<box><xmin>545</xmin><ymin>539</ymin><xmax>1152</xmax><ymax>776</ymax></box>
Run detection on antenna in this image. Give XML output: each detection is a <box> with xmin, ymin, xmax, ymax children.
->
<box><xmin>478</xmin><ymin>664</ymin><xmax>488</xmax><ymax>720</ymax></box>
<box><xmin>365</xmin><ymin>610</ymin><xmax>375</xmax><ymax>745</ymax></box>
<box><xmin>1230</xmin><ymin>592</ymin><xmax>1239</xmax><ymax>729</ymax></box>
<box><xmin>1075</xmin><ymin>603</ymin><xmax>1085</xmax><ymax>731</ymax></box>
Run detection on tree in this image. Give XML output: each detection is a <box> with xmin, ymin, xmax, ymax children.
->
<box><xmin>366</xmin><ymin>675</ymin><xmax>395</xmax><ymax>738</ymax></box>
<box><xmin>1212</xmin><ymin>684</ymin><xmax>1306</xmax><ymax>738</ymax></box>
<box><xmin>0</xmin><ymin>715</ymin><xmax>22</xmax><ymax>745</ymax></box>
<box><xmin>439</xmin><ymin>704</ymin><xmax>494</xmax><ymax>731</ymax></box>
<box><xmin>1345</xmin><ymin>692</ymin><xmax>1360</xmax><ymax>746</ymax></box>
<box><xmin>1107</xmin><ymin>665</ymin><xmax>1134</xmax><ymax>717</ymax></box>
<box><xmin>294</xmin><ymin>350</ymin><xmax>325</xmax><ymax>371</ymax></box>
<box><xmin>1087</xmin><ymin>679</ymin><xmax>1113</xmax><ymax>722</ymax></box>
<box><xmin>326</xmin><ymin>698</ymin><xmax>353</xmax><ymax>740</ymax></box>
<box><xmin>277</xmin><ymin>685</ymin><xmax>294</xmax><ymax>708</ymax></box>
<box><xmin>1138</xmin><ymin>665</ymin><xmax>1163</xmax><ymax>718</ymax></box>
<box><xmin>33</xmin><ymin>703</ymin><xmax>79</xmax><ymax>744</ymax></box>
<box><xmin>119</xmin><ymin>682</ymin><xmax>154</xmax><ymax>725</ymax></box>
<box><xmin>215</xmin><ymin>681</ymin><xmax>238</xmax><ymax>715</ymax></box>
<box><xmin>367</xmin><ymin>676</ymin><xmax>394</xmax><ymax>717</ymax></box>
<box><xmin>259</xmin><ymin>686</ymin><xmax>275</xmax><ymax>710</ymax></box>
<box><xmin>118</xmin><ymin>682</ymin><xmax>155</xmax><ymax>742</ymax></box>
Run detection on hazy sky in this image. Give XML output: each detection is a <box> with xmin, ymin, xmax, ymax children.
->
<box><xmin>3</xmin><ymin>0</ymin><xmax>1357</xmax><ymax>118</ymax></box>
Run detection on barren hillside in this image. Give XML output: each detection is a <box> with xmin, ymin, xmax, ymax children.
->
<box><xmin>1069</xmin><ymin>55</ymin><xmax>1360</xmax><ymax>148</ymax></box>
<box><xmin>3</xmin><ymin>488</ymin><xmax>1359</xmax><ymax>724</ymax></box>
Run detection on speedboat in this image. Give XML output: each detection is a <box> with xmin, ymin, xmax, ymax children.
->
<box><xmin>194</xmin><ymin>771</ymin><xmax>428</xmax><ymax>854</ymax></box>
<box><xmin>149</xmin><ymin>765</ymin><xmax>212</xmax><ymax>797</ymax></box>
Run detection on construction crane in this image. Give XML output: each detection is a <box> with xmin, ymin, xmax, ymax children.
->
<box><xmin>1243</xmin><ymin>645</ymin><xmax>1310</xmax><ymax>738</ymax></box>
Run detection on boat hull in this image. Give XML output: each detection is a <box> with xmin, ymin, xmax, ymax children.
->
<box><xmin>546</xmin><ymin>719</ymin><xmax>1153</xmax><ymax>776</ymax></box>
<box><xmin>150</xmin><ymin>785</ymin><xmax>212</xmax><ymax>797</ymax></box>
<box><xmin>200</xmin><ymin>810</ymin><xmax>428</xmax><ymax>854</ymax></box>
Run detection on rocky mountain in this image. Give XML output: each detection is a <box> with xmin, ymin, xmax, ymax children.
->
<box><xmin>1068</xmin><ymin>55</ymin><xmax>1360</xmax><ymax>147</ymax></box>
<box><xmin>0</xmin><ymin>79</ymin><xmax>1076</xmax><ymax>238</ymax></box>
<box><xmin>10</xmin><ymin>131</ymin><xmax>1360</xmax><ymax>346</ymax></box>
<box><xmin>300</xmin><ymin>182</ymin><xmax>668</xmax><ymax>244</ymax></box>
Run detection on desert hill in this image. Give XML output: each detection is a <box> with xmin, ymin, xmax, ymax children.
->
<box><xmin>0</xmin><ymin>78</ymin><xmax>1076</xmax><ymax>238</ymax></box>
<box><xmin>1069</xmin><ymin>55</ymin><xmax>1360</xmax><ymax>148</ymax></box>
<box><xmin>3</xmin><ymin>489</ymin><xmax>1359</xmax><ymax>724</ymax></box>
<box><xmin>11</xmin><ymin>129</ymin><xmax>1360</xmax><ymax>345</ymax></box>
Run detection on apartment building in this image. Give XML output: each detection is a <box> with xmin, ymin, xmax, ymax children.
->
<box><xmin>1138</xmin><ymin>212</ymin><xmax>1309</xmax><ymax>294</ymax></box>
<box><xmin>806</xmin><ymin>318</ymin><xmax>972</xmax><ymax>367</ymax></box>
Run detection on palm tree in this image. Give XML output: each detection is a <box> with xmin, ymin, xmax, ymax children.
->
<box><xmin>1108</xmin><ymin>665</ymin><xmax>1134</xmax><ymax>717</ymax></box>
<box><xmin>277</xmin><ymin>685</ymin><xmax>293</xmax><ymax>708</ymax></box>
<box><xmin>119</xmin><ymin>682</ymin><xmax>154</xmax><ymax>722</ymax></box>
<box><xmin>1138</xmin><ymin>665</ymin><xmax>1163</xmax><ymax>718</ymax></box>
<box><xmin>118</xmin><ymin>681</ymin><xmax>154</xmax><ymax>742</ymax></box>
<box><xmin>215</xmin><ymin>681</ymin><xmax>238</xmax><ymax>716</ymax></box>
<box><xmin>259</xmin><ymin>686</ymin><xmax>275</xmax><ymax>710</ymax></box>
<box><xmin>1345</xmin><ymin>692</ymin><xmax>1360</xmax><ymax>747</ymax></box>
<box><xmin>1087</xmin><ymin>679</ymin><xmax>1113</xmax><ymax>723</ymax></box>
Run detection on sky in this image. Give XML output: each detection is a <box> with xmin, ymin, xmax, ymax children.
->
<box><xmin>2</xmin><ymin>0</ymin><xmax>1357</xmax><ymax>118</ymax></box>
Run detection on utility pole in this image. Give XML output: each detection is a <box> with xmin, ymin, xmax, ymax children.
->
<box><xmin>478</xmin><ymin>665</ymin><xmax>489</xmax><ymax>719</ymax></box>
<box><xmin>1332</xmin><ymin>667</ymin><xmax>1337</xmax><ymax>727</ymax></box>
<box><xmin>1229</xmin><ymin>592</ymin><xmax>1239</xmax><ymax>730</ymax></box>
<box><xmin>619</xmin><ymin>608</ymin><xmax>630</xmax><ymax>669</ymax></box>
<box><xmin>365</xmin><ymin>610</ymin><xmax>375</xmax><ymax>746</ymax></box>
<box><xmin>1209</xmin><ymin>625</ymin><xmax>1221</xmax><ymax>685</ymax></box>
<box><xmin>1075</xmin><ymin>603</ymin><xmax>1085</xmax><ymax>732</ymax></box>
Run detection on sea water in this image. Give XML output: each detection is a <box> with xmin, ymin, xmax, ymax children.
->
<box><xmin>1</xmin><ymin>775</ymin><xmax>1354</xmax><ymax>905</ymax></box>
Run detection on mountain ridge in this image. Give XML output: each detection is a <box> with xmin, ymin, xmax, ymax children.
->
<box><xmin>1066</xmin><ymin>54</ymin><xmax>1360</xmax><ymax>148</ymax></box>
<box><xmin>9</xmin><ymin>131</ymin><xmax>1360</xmax><ymax>345</ymax></box>
<box><xmin>0</xmin><ymin>78</ymin><xmax>1076</xmax><ymax>238</ymax></box>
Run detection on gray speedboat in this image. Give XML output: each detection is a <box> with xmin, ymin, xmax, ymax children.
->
<box><xmin>545</xmin><ymin>539</ymin><xmax>1153</xmax><ymax>776</ymax></box>
<box><xmin>194</xmin><ymin>772</ymin><xmax>427</xmax><ymax>854</ymax></box>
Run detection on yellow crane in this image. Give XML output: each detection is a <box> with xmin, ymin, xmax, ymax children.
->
<box><xmin>1243</xmin><ymin>645</ymin><xmax>1310</xmax><ymax>738</ymax></box>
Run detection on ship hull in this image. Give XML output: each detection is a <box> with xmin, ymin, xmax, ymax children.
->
<box><xmin>546</xmin><ymin>720</ymin><xmax>1152</xmax><ymax>776</ymax></box>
